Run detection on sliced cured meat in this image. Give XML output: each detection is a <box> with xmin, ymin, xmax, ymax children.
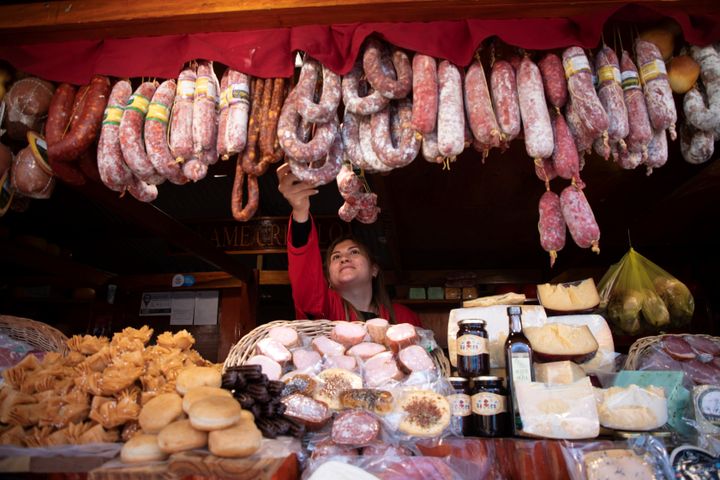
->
<box><xmin>330</xmin><ymin>321</ymin><xmax>368</xmax><ymax>348</ymax></box>
<box><xmin>326</xmin><ymin>355</ymin><xmax>357</xmax><ymax>371</ymax></box>
<box><xmin>682</xmin><ymin>359</ymin><xmax>720</xmax><ymax>385</ymax></box>
<box><xmin>379</xmin><ymin>455</ymin><xmax>456</xmax><ymax>479</ymax></box>
<box><xmin>366</xmin><ymin>318</ymin><xmax>389</xmax><ymax>344</ymax></box>
<box><xmin>311</xmin><ymin>335</ymin><xmax>346</xmax><ymax>357</ymax></box>
<box><xmin>663</xmin><ymin>336</ymin><xmax>696</xmax><ymax>361</ymax></box>
<box><xmin>245</xmin><ymin>355</ymin><xmax>282</xmax><ymax>381</ymax></box>
<box><xmin>281</xmin><ymin>393</ymin><xmax>332</xmax><ymax>430</ymax></box>
<box><xmin>332</xmin><ymin>410</ymin><xmax>380</xmax><ymax>445</ymax></box>
<box><xmin>385</xmin><ymin>323</ymin><xmax>419</xmax><ymax>353</ymax></box>
<box><xmin>267</xmin><ymin>326</ymin><xmax>299</xmax><ymax>348</ymax></box>
<box><xmin>255</xmin><ymin>338</ymin><xmax>291</xmax><ymax>365</ymax></box>
<box><xmin>364</xmin><ymin>351</ymin><xmax>403</xmax><ymax>387</ymax></box>
<box><xmin>292</xmin><ymin>349</ymin><xmax>322</xmax><ymax>372</ymax></box>
<box><xmin>347</xmin><ymin>342</ymin><xmax>387</xmax><ymax>360</ymax></box>
<box><xmin>398</xmin><ymin>345</ymin><xmax>435</xmax><ymax>373</ymax></box>
<box><xmin>639</xmin><ymin>348</ymin><xmax>682</xmax><ymax>371</ymax></box>
<box><xmin>310</xmin><ymin>439</ymin><xmax>359</xmax><ymax>460</ymax></box>
<box><xmin>684</xmin><ymin>336</ymin><xmax>720</xmax><ymax>356</ymax></box>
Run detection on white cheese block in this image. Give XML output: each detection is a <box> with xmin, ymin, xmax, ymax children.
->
<box><xmin>595</xmin><ymin>384</ymin><xmax>668</xmax><ymax>431</ymax></box>
<box><xmin>535</xmin><ymin>361</ymin><xmax>587</xmax><ymax>384</ymax></box>
<box><xmin>515</xmin><ymin>377</ymin><xmax>599</xmax><ymax>439</ymax></box>
<box><xmin>308</xmin><ymin>461</ymin><xmax>380</xmax><ymax>480</ymax></box>
<box><xmin>537</xmin><ymin>278</ymin><xmax>601</xmax><ymax>312</ymax></box>
<box><xmin>583</xmin><ymin>449</ymin><xmax>658</xmax><ymax>480</ymax></box>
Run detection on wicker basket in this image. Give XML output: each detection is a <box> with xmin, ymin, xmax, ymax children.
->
<box><xmin>223</xmin><ymin>319</ymin><xmax>451</xmax><ymax>377</ymax></box>
<box><xmin>625</xmin><ymin>333</ymin><xmax>720</xmax><ymax>370</ymax></box>
<box><xmin>0</xmin><ymin>315</ymin><xmax>69</xmax><ymax>355</ymax></box>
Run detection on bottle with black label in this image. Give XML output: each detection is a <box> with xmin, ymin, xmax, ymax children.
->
<box><xmin>504</xmin><ymin>305</ymin><xmax>534</xmax><ymax>435</ymax></box>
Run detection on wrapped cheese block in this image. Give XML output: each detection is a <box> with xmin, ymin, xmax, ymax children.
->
<box><xmin>595</xmin><ymin>385</ymin><xmax>668</xmax><ymax>431</ymax></box>
<box><xmin>535</xmin><ymin>361</ymin><xmax>586</xmax><ymax>384</ymax></box>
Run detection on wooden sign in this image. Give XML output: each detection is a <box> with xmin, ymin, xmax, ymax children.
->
<box><xmin>196</xmin><ymin>216</ymin><xmax>352</xmax><ymax>254</ymax></box>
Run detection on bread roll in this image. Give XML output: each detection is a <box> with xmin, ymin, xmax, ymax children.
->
<box><xmin>157</xmin><ymin>419</ymin><xmax>207</xmax><ymax>453</ymax></box>
<box><xmin>182</xmin><ymin>386</ymin><xmax>233</xmax><ymax>414</ymax></box>
<box><xmin>176</xmin><ymin>366</ymin><xmax>222</xmax><ymax>395</ymax></box>
<box><xmin>208</xmin><ymin>423</ymin><xmax>262</xmax><ymax>458</ymax></box>
<box><xmin>188</xmin><ymin>396</ymin><xmax>244</xmax><ymax>431</ymax></box>
<box><xmin>139</xmin><ymin>392</ymin><xmax>183</xmax><ymax>434</ymax></box>
<box><xmin>120</xmin><ymin>434</ymin><xmax>168</xmax><ymax>463</ymax></box>
<box><xmin>668</xmin><ymin>55</ymin><xmax>700</xmax><ymax>94</ymax></box>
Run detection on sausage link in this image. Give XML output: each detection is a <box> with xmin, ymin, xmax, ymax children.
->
<box><xmin>465</xmin><ymin>58</ymin><xmax>501</xmax><ymax>149</ymax></box>
<box><xmin>342</xmin><ymin>62</ymin><xmax>390</xmax><ymax>115</ymax></box>
<box><xmin>260</xmin><ymin>77</ymin><xmax>286</xmax><ymax>156</ymax></box>
<box><xmin>145</xmin><ymin>79</ymin><xmax>188</xmax><ymax>185</ymax></box>
<box><xmin>551</xmin><ymin>112</ymin><xmax>581</xmax><ymax>182</ymax></box>
<box><xmin>620</xmin><ymin>50</ymin><xmax>653</xmax><ymax>157</ymax></box>
<box><xmin>78</xmin><ymin>148</ymin><xmax>101</xmax><ymax>183</ymax></box>
<box><xmin>371</xmin><ymin>99</ymin><xmax>420</xmax><ymax>168</ymax></box>
<box><xmin>336</xmin><ymin>163</ymin><xmax>363</xmax><ymax>196</ymax></box>
<box><xmin>565</xmin><ymin>101</ymin><xmax>593</xmax><ymax>154</ymax></box>
<box><xmin>338</xmin><ymin>201</ymin><xmax>360</xmax><ymax>222</ymax></box>
<box><xmin>490</xmin><ymin>60</ymin><xmax>521</xmax><ymax>146</ymax></box>
<box><xmin>182</xmin><ymin>154</ymin><xmax>208</xmax><ymax>182</ymax></box>
<box><xmin>359</xmin><ymin>114</ymin><xmax>392</xmax><ymax>172</ymax></box>
<box><xmin>411</xmin><ymin>54</ymin><xmax>438</xmax><ymax>134</ymax></box>
<box><xmin>231</xmin><ymin>170</ymin><xmax>259</xmax><ymax>222</ymax></box>
<box><xmin>363</xmin><ymin>39</ymin><xmax>412</xmax><ymax>99</ymax></box>
<box><xmin>69</xmin><ymin>85</ymin><xmax>90</xmax><ymax>131</ymax></box>
<box><xmin>192</xmin><ymin>60</ymin><xmax>220</xmax><ymax>155</ymax></box>
<box><xmin>616</xmin><ymin>147</ymin><xmax>643</xmax><ymax>170</ymax></box>
<box><xmin>98</xmin><ymin>80</ymin><xmax>133</xmax><ymax>191</ymax></box>
<box><xmin>680</xmin><ymin>123</ymin><xmax>715</xmax><ymax>165</ymax></box>
<box><xmin>517</xmin><ymin>57</ymin><xmax>554</xmax><ymax>160</ymax></box>
<box><xmin>644</xmin><ymin>128</ymin><xmax>667</xmax><ymax>175</ymax></box>
<box><xmin>47</xmin><ymin>75</ymin><xmax>110</xmax><ymax>163</ymax></box>
<box><xmin>277</xmin><ymin>87</ymin><xmax>337</xmax><ymax>163</ymax></box>
<box><xmin>296</xmin><ymin>60</ymin><xmax>341</xmax><ymax>124</ymax></box>
<box><xmin>538</xmin><ymin>190</ymin><xmax>566</xmax><ymax>267</ymax></box>
<box><xmin>595</xmin><ymin>46</ymin><xmax>629</xmax><ymax>155</ymax></box>
<box><xmin>242</xmin><ymin>78</ymin><xmax>271</xmax><ymax>176</ymax></box>
<box><xmin>685</xmin><ymin>46</ymin><xmax>720</xmax><ymax>134</ymax></box>
<box><xmin>560</xmin><ymin>185</ymin><xmax>600</xmax><ymax>253</ymax></box>
<box><xmin>224</xmin><ymin>70</ymin><xmax>252</xmax><ymax>159</ymax></box>
<box><xmin>538</xmin><ymin>53</ymin><xmax>568</xmax><ymax>110</ymax></box>
<box><xmin>289</xmin><ymin>131</ymin><xmax>343</xmax><ymax>186</ymax></box>
<box><xmin>562</xmin><ymin>47</ymin><xmax>609</xmax><ymax>142</ymax></box>
<box><xmin>535</xmin><ymin>157</ymin><xmax>557</xmax><ymax>185</ymax></box>
<box><xmin>341</xmin><ymin>111</ymin><xmax>374</xmax><ymax>170</ymax></box>
<box><xmin>45</xmin><ymin>83</ymin><xmax>76</xmax><ymax>145</ymax></box>
<box><xmin>216</xmin><ymin>69</ymin><xmax>230</xmax><ymax>159</ymax></box>
<box><xmin>437</xmin><ymin>60</ymin><xmax>465</xmax><ymax>158</ymax></box>
<box><xmin>127</xmin><ymin>175</ymin><xmax>158</xmax><ymax>203</ymax></box>
<box><xmin>119</xmin><ymin>81</ymin><xmax>163</xmax><ymax>183</ymax></box>
<box><xmin>421</xmin><ymin>128</ymin><xmax>443</xmax><ymax>164</ymax></box>
<box><xmin>49</xmin><ymin>159</ymin><xmax>86</xmax><ymax>186</ymax></box>
<box><xmin>170</xmin><ymin>66</ymin><xmax>196</xmax><ymax>163</ymax></box>
<box><xmin>635</xmin><ymin>39</ymin><xmax>677</xmax><ymax>139</ymax></box>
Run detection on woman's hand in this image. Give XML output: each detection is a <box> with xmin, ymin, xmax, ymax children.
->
<box><xmin>276</xmin><ymin>163</ymin><xmax>319</xmax><ymax>223</ymax></box>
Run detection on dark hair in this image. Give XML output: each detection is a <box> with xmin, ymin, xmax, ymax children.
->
<box><xmin>324</xmin><ymin>234</ymin><xmax>396</xmax><ymax>324</ymax></box>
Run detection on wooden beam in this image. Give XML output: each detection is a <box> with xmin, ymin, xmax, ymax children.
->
<box><xmin>116</xmin><ymin>272</ymin><xmax>244</xmax><ymax>291</ymax></box>
<box><xmin>0</xmin><ymin>0</ymin><xmax>712</xmax><ymax>44</ymax></box>
<box><xmin>74</xmin><ymin>182</ymin><xmax>252</xmax><ymax>282</ymax></box>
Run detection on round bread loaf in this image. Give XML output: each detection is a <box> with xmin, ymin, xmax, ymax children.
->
<box><xmin>176</xmin><ymin>366</ymin><xmax>222</xmax><ymax>395</ymax></box>
<box><xmin>208</xmin><ymin>423</ymin><xmax>262</xmax><ymax>458</ymax></box>
<box><xmin>139</xmin><ymin>392</ymin><xmax>183</xmax><ymax>434</ymax></box>
<box><xmin>188</xmin><ymin>396</ymin><xmax>244</xmax><ymax>431</ymax></box>
<box><xmin>120</xmin><ymin>434</ymin><xmax>168</xmax><ymax>463</ymax></box>
<box><xmin>157</xmin><ymin>419</ymin><xmax>207</xmax><ymax>453</ymax></box>
<box><xmin>182</xmin><ymin>386</ymin><xmax>233</xmax><ymax>414</ymax></box>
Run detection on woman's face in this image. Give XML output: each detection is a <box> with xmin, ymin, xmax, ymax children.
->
<box><xmin>327</xmin><ymin>239</ymin><xmax>379</xmax><ymax>289</ymax></box>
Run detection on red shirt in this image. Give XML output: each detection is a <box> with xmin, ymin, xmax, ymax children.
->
<box><xmin>287</xmin><ymin>217</ymin><xmax>421</xmax><ymax>327</ymax></box>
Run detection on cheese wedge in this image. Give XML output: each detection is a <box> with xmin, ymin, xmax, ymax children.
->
<box><xmin>537</xmin><ymin>278</ymin><xmax>600</xmax><ymax>312</ymax></box>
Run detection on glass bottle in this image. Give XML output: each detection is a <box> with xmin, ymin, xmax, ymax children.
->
<box><xmin>504</xmin><ymin>305</ymin><xmax>534</xmax><ymax>435</ymax></box>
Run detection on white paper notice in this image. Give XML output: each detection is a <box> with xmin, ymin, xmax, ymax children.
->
<box><xmin>170</xmin><ymin>292</ymin><xmax>196</xmax><ymax>325</ymax></box>
<box><xmin>139</xmin><ymin>292</ymin><xmax>172</xmax><ymax>316</ymax></box>
<box><xmin>194</xmin><ymin>291</ymin><xmax>219</xmax><ymax>325</ymax></box>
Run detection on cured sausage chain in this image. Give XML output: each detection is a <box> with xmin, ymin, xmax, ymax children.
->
<box><xmin>335</xmin><ymin>163</ymin><xmax>380</xmax><ymax>224</ymax></box>
<box><xmin>681</xmin><ymin>45</ymin><xmax>719</xmax><ymax>164</ymax></box>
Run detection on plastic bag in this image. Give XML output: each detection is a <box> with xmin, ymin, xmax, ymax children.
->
<box><xmin>598</xmin><ymin>248</ymin><xmax>694</xmax><ymax>334</ymax></box>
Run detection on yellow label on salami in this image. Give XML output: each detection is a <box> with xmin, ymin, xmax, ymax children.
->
<box><xmin>146</xmin><ymin>102</ymin><xmax>170</xmax><ymax>123</ymax></box>
<box><xmin>471</xmin><ymin>392</ymin><xmax>507</xmax><ymax>416</ymax></box>
<box><xmin>102</xmin><ymin>105</ymin><xmax>123</xmax><ymax>125</ymax></box>
<box><xmin>195</xmin><ymin>75</ymin><xmax>217</xmax><ymax>102</ymax></box>
<box><xmin>598</xmin><ymin>65</ymin><xmax>621</xmax><ymax>84</ymax></box>
<box><xmin>228</xmin><ymin>83</ymin><xmax>250</xmax><ymax>106</ymax></box>
<box><xmin>621</xmin><ymin>70</ymin><xmax>640</xmax><ymax>90</ymax></box>
<box><xmin>218</xmin><ymin>87</ymin><xmax>230</xmax><ymax>111</ymax></box>
<box><xmin>457</xmin><ymin>334</ymin><xmax>488</xmax><ymax>356</ymax></box>
<box><xmin>447</xmin><ymin>394</ymin><xmax>472</xmax><ymax>417</ymax></box>
<box><xmin>563</xmin><ymin>54</ymin><xmax>591</xmax><ymax>79</ymax></box>
<box><xmin>177</xmin><ymin>79</ymin><xmax>195</xmax><ymax>100</ymax></box>
<box><xmin>126</xmin><ymin>94</ymin><xmax>150</xmax><ymax>115</ymax></box>
<box><xmin>640</xmin><ymin>59</ymin><xmax>667</xmax><ymax>84</ymax></box>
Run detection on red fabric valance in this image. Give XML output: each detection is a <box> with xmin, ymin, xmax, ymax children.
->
<box><xmin>1</xmin><ymin>4</ymin><xmax>718</xmax><ymax>84</ymax></box>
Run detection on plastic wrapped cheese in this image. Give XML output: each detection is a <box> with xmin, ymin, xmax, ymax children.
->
<box><xmin>515</xmin><ymin>377</ymin><xmax>599</xmax><ymax>439</ymax></box>
<box><xmin>595</xmin><ymin>385</ymin><xmax>668</xmax><ymax>431</ymax></box>
<box><xmin>535</xmin><ymin>361</ymin><xmax>587</xmax><ymax>384</ymax></box>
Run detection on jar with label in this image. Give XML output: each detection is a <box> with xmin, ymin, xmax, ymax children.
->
<box><xmin>471</xmin><ymin>376</ymin><xmax>510</xmax><ymax>437</ymax></box>
<box><xmin>446</xmin><ymin>377</ymin><xmax>472</xmax><ymax>436</ymax></box>
<box><xmin>456</xmin><ymin>319</ymin><xmax>489</xmax><ymax>378</ymax></box>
